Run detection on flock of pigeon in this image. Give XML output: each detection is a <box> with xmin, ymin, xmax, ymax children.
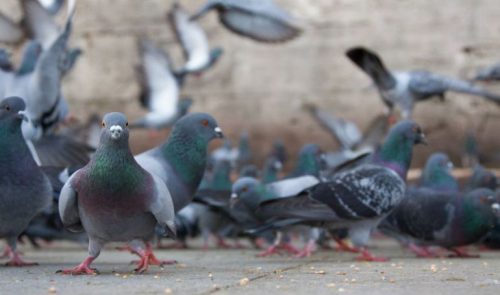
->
<box><xmin>0</xmin><ymin>0</ymin><xmax>500</xmax><ymax>276</ymax></box>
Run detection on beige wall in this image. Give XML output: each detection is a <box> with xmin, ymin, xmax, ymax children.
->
<box><xmin>2</xmin><ymin>0</ymin><xmax>500</xmax><ymax>167</ymax></box>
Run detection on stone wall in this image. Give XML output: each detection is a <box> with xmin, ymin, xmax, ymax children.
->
<box><xmin>2</xmin><ymin>0</ymin><xmax>500</xmax><ymax>168</ymax></box>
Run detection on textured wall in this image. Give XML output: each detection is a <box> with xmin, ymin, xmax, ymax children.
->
<box><xmin>2</xmin><ymin>0</ymin><xmax>500</xmax><ymax>167</ymax></box>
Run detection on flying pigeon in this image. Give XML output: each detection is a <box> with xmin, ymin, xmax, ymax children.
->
<box><xmin>168</xmin><ymin>2</ymin><xmax>223</xmax><ymax>76</ymax></box>
<box><xmin>0</xmin><ymin>97</ymin><xmax>52</xmax><ymax>266</ymax></box>
<box><xmin>58</xmin><ymin>112</ymin><xmax>176</xmax><ymax>275</ymax></box>
<box><xmin>191</xmin><ymin>0</ymin><xmax>302</xmax><ymax>43</ymax></box>
<box><xmin>346</xmin><ymin>46</ymin><xmax>500</xmax><ymax>118</ymax></box>
<box><xmin>131</xmin><ymin>39</ymin><xmax>191</xmax><ymax>130</ymax></box>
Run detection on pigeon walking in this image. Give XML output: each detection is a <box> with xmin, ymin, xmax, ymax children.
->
<box><xmin>58</xmin><ymin>113</ymin><xmax>176</xmax><ymax>275</ymax></box>
<box><xmin>346</xmin><ymin>46</ymin><xmax>500</xmax><ymax>118</ymax></box>
<box><xmin>234</xmin><ymin>120</ymin><xmax>426</xmax><ymax>261</ymax></box>
<box><xmin>0</xmin><ymin>97</ymin><xmax>52</xmax><ymax>266</ymax></box>
<box><xmin>191</xmin><ymin>0</ymin><xmax>302</xmax><ymax>43</ymax></box>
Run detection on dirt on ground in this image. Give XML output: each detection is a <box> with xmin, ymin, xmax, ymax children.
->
<box><xmin>0</xmin><ymin>239</ymin><xmax>499</xmax><ymax>295</ymax></box>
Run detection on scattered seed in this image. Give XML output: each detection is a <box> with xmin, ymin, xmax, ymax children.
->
<box><xmin>239</xmin><ymin>278</ymin><xmax>250</xmax><ymax>286</ymax></box>
<box><xmin>48</xmin><ymin>286</ymin><xmax>57</xmax><ymax>293</ymax></box>
<box><xmin>164</xmin><ymin>288</ymin><xmax>172</xmax><ymax>294</ymax></box>
<box><xmin>326</xmin><ymin>283</ymin><xmax>336</xmax><ymax>288</ymax></box>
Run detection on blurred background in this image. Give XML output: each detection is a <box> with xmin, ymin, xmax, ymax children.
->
<box><xmin>2</xmin><ymin>0</ymin><xmax>500</xmax><ymax>168</ymax></box>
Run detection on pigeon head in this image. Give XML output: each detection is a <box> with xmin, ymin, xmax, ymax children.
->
<box><xmin>467</xmin><ymin>165</ymin><xmax>499</xmax><ymax>191</ymax></box>
<box><xmin>171</xmin><ymin>113</ymin><xmax>223</xmax><ymax>142</ymax></box>
<box><xmin>262</xmin><ymin>156</ymin><xmax>283</xmax><ymax>184</ymax></box>
<box><xmin>463</xmin><ymin>188</ymin><xmax>500</xmax><ymax>230</ymax></box>
<box><xmin>231</xmin><ymin>177</ymin><xmax>262</xmax><ymax>210</ymax></box>
<box><xmin>376</xmin><ymin>120</ymin><xmax>426</xmax><ymax>179</ymax></box>
<box><xmin>239</xmin><ymin>164</ymin><xmax>259</xmax><ymax>178</ymax></box>
<box><xmin>99</xmin><ymin>112</ymin><xmax>130</xmax><ymax>145</ymax></box>
<box><xmin>420</xmin><ymin>152</ymin><xmax>458</xmax><ymax>192</ymax></box>
<box><xmin>0</xmin><ymin>96</ymin><xmax>27</xmax><ymax>125</ymax></box>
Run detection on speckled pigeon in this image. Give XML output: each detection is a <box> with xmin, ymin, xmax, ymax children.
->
<box><xmin>346</xmin><ymin>46</ymin><xmax>500</xmax><ymax>118</ymax></box>
<box><xmin>169</xmin><ymin>2</ymin><xmax>223</xmax><ymax>77</ymax></box>
<box><xmin>234</xmin><ymin>120</ymin><xmax>426</xmax><ymax>261</ymax></box>
<box><xmin>57</xmin><ymin>112</ymin><xmax>176</xmax><ymax>275</ymax></box>
<box><xmin>135</xmin><ymin>113</ymin><xmax>224</xmax><ymax>213</ymax></box>
<box><xmin>0</xmin><ymin>96</ymin><xmax>52</xmax><ymax>266</ymax></box>
<box><xmin>191</xmin><ymin>0</ymin><xmax>302</xmax><ymax>43</ymax></box>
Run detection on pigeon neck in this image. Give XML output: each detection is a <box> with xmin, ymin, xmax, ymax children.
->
<box><xmin>0</xmin><ymin>123</ymin><xmax>32</xmax><ymax>159</ymax></box>
<box><xmin>420</xmin><ymin>167</ymin><xmax>458</xmax><ymax>192</ymax></box>
<box><xmin>211</xmin><ymin>162</ymin><xmax>232</xmax><ymax>190</ymax></box>
<box><xmin>375</xmin><ymin>136</ymin><xmax>413</xmax><ymax>180</ymax></box>
<box><xmin>262</xmin><ymin>167</ymin><xmax>278</xmax><ymax>184</ymax></box>
<box><xmin>292</xmin><ymin>154</ymin><xmax>320</xmax><ymax>177</ymax></box>
<box><xmin>460</xmin><ymin>197</ymin><xmax>495</xmax><ymax>242</ymax></box>
<box><xmin>89</xmin><ymin>145</ymin><xmax>147</xmax><ymax>191</ymax></box>
<box><xmin>162</xmin><ymin>130</ymin><xmax>207</xmax><ymax>192</ymax></box>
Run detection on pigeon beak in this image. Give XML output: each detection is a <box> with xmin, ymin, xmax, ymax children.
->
<box><xmin>492</xmin><ymin>203</ymin><xmax>500</xmax><ymax>217</ymax></box>
<box><xmin>447</xmin><ymin>161</ymin><xmax>454</xmax><ymax>170</ymax></box>
<box><xmin>164</xmin><ymin>221</ymin><xmax>177</xmax><ymax>240</ymax></box>
<box><xmin>274</xmin><ymin>161</ymin><xmax>283</xmax><ymax>170</ymax></box>
<box><xmin>416</xmin><ymin>132</ymin><xmax>428</xmax><ymax>145</ymax></box>
<box><xmin>230</xmin><ymin>193</ymin><xmax>239</xmax><ymax>208</ymax></box>
<box><xmin>17</xmin><ymin>110</ymin><xmax>28</xmax><ymax>122</ymax></box>
<box><xmin>110</xmin><ymin>125</ymin><xmax>123</xmax><ymax>140</ymax></box>
<box><xmin>214</xmin><ymin>126</ymin><xmax>224</xmax><ymax>138</ymax></box>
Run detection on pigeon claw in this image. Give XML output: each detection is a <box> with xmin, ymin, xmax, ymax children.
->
<box><xmin>448</xmin><ymin>247</ymin><xmax>480</xmax><ymax>258</ymax></box>
<box><xmin>57</xmin><ymin>257</ymin><xmax>98</xmax><ymax>275</ymax></box>
<box><xmin>355</xmin><ymin>248</ymin><xmax>389</xmax><ymax>262</ymax></box>
<box><xmin>4</xmin><ymin>252</ymin><xmax>38</xmax><ymax>267</ymax></box>
<box><xmin>407</xmin><ymin>243</ymin><xmax>438</xmax><ymax>258</ymax></box>
<box><xmin>334</xmin><ymin>238</ymin><xmax>359</xmax><ymax>253</ymax></box>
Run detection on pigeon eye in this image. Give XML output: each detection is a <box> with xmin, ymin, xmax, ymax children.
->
<box><xmin>126</xmin><ymin>122</ymin><xmax>129</xmax><ymax>127</ymax></box>
<box><xmin>5</xmin><ymin>105</ymin><xmax>10</xmax><ymax>111</ymax></box>
<box><xmin>101</xmin><ymin>121</ymin><xmax>106</xmax><ymax>127</ymax></box>
<box><xmin>241</xmin><ymin>187</ymin><xmax>248</xmax><ymax>193</ymax></box>
<box><xmin>201</xmin><ymin>119</ymin><xmax>209</xmax><ymax>127</ymax></box>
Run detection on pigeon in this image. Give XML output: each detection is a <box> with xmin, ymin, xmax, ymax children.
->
<box><xmin>0</xmin><ymin>49</ymin><xmax>13</xmax><ymax>71</ymax></box>
<box><xmin>211</xmin><ymin>139</ymin><xmax>238</xmax><ymax>165</ymax></box>
<box><xmin>0</xmin><ymin>96</ymin><xmax>52</xmax><ymax>266</ymax></box>
<box><xmin>262</xmin><ymin>156</ymin><xmax>282</xmax><ymax>184</ymax></box>
<box><xmin>465</xmin><ymin>164</ymin><xmax>498</xmax><ymax>191</ymax></box>
<box><xmin>130</xmin><ymin>39</ymin><xmax>191</xmax><ymax>130</ymax></box>
<box><xmin>388</xmin><ymin>188</ymin><xmax>499</xmax><ymax>257</ymax></box>
<box><xmin>191</xmin><ymin>0</ymin><xmax>302</xmax><ymax>43</ymax></box>
<box><xmin>236</xmin><ymin>120</ymin><xmax>426</xmax><ymax>261</ymax></box>
<box><xmin>418</xmin><ymin>152</ymin><xmax>459</xmax><ymax>192</ymax></box>
<box><xmin>268</xmin><ymin>138</ymin><xmax>287</xmax><ymax>166</ymax></box>
<box><xmin>58</xmin><ymin>112</ymin><xmax>176</xmax><ymax>275</ymax></box>
<box><xmin>231</xmin><ymin>175</ymin><xmax>320</xmax><ymax>257</ymax></box>
<box><xmin>287</xmin><ymin>144</ymin><xmax>324</xmax><ymax>178</ymax></box>
<box><xmin>135</xmin><ymin>112</ymin><xmax>224</xmax><ymax>213</ymax></box>
<box><xmin>236</xmin><ymin>131</ymin><xmax>253</xmax><ymax>168</ymax></box>
<box><xmin>474</xmin><ymin>63</ymin><xmax>500</xmax><ymax>82</ymax></box>
<box><xmin>239</xmin><ymin>164</ymin><xmax>259</xmax><ymax>178</ymax></box>
<box><xmin>346</xmin><ymin>46</ymin><xmax>500</xmax><ymax>118</ymax></box>
<box><xmin>168</xmin><ymin>2</ymin><xmax>223</xmax><ymax>76</ymax></box>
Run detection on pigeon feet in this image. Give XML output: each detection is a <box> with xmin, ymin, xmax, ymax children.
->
<box><xmin>257</xmin><ymin>243</ymin><xmax>300</xmax><ymax>257</ymax></box>
<box><xmin>134</xmin><ymin>244</ymin><xmax>177</xmax><ymax>273</ymax></box>
<box><xmin>215</xmin><ymin>237</ymin><xmax>232</xmax><ymax>249</ymax></box>
<box><xmin>448</xmin><ymin>247</ymin><xmax>480</xmax><ymax>258</ymax></box>
<box><xmin>295</xmin><ymin>241</ymin><xmax>317</xmax><ymax>258</ymax></box>
<box><xmin>4</xmin><ymin>251</ymin><xmax>38</xmax><ymax>267</ymax></box>
<box><xmin>57</xmin><ymin>257</ymin><xmax>98</xmax><ymax>275</ymax></box>
<box><xmin>334</xmin><ymin>238</ymin><xmax>359</xmax><ymax>253</ymax></box>
<box><xmin>355</xmin><ymin>248</ymin><xmax>388</xmax><ymax>262</ymax></box>
<box><xmin>0</xmin><ymin>246</ymin><xmax>12</xmax><ymax>259</ymax></box>
<box><xmin>408</xmin><ymin>244</ymin><xmax>437</xmax><ymax>258</ymax></box>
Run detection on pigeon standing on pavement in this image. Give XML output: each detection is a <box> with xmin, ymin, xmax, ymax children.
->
<box><xmin>346</xmin><ymin>46</ymin><xmax>500</xmax><ymax>118</ymax></box>
<box><xmin>58</xmin><ymin>112</ymin><xmax>177</xmax><ymax>275</ymax></box>
<box><xmin>135</xmin><ymin>113</ymin><xmax>224</xmax><ymax>212</ymax></box>
<box><xmin>0</xmin><ymin>97</ymin><xmax>52</xmax><ymax>266</ymax></box>
<box><xmin>236</xmin><ymin>120</ymin><xmax>426</xmax><ymax>261</ymax></box>
<box><xmin>191</xmin><ymin>0</ymin><xmax>302</xmax><ymax>43</ymax></box>
<box><xmin>418</xmin><ymin>152</ymin><xmax>459</xmax><ymax>192</ymax></box>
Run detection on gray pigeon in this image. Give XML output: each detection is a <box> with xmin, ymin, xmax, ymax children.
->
<box><xmin>346</xmin><ymin>46</ymin><xmax>500</xmax><ymax>118</ymax></box>
<box><xmin>168</xmin><ymin>2</ymin><xmax>223</xmax><ymax>76</ymax></box>
<box><xmin>234</xmin><ymin>120</ymin><xmax>426</xmax><ymax>261</ymax></box>
<box><xmin>58</xmin><ymin>112</ymin><xmax>176</xmax><ymax>275</ymax></box>
<box><xmin>135</xmin><ymin>112</ymin><xmax>224</xmax><ymax>213</ymax></box>
<box><xmin>474</xmin><ymin>63</ymin><xmax>500</xmax><ymax>81</ymax></box>
<box><xmin>191</xmin><ymin>0</ymin><xmax>302</xmax><ymax>43</ymax></box>
<box><xmin>131</xmin><ymin>39</ymin><xmax>191</xmax><ymax>130</ymax></box>
<box><xmin>0</xmin><ymin>96</ymin><xmax>52</xmax><ymax>266</ymax></box>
